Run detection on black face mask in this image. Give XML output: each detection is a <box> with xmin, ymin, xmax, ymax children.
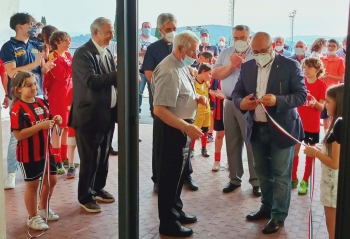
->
<box><xmin>27</xmin><ymin>26</ymin><xmax>37</xmax><ymax>38</ymax></box>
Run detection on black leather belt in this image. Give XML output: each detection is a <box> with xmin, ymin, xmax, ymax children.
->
<box><xmin>254</xmin><ymin>121</ymin><xmax>268</xmax><ymax>126</ymax></box>
<box><xmin>226</xmin><ymin>97</ymin><xmax>232</xmax><ymax>100</ymax></box>
<box><xmin>183</xmin><ymin>119</ymin><xmax>194</xmax><ymax>124</ymax></box>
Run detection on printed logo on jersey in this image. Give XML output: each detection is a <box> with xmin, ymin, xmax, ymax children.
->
<box><xmin>34</xmin><ymin>107</ymin><xmax>44</xmax><ymax>115</ymax></box>
<box><xmin>31</xmin><ymin>49</ymin><xmax>39</xmax><ymax>54</ymax></box>
<box><xmin>42</xmin><ymin>105</ymin><xmax>49</xmax><ymax>114</ymax></box>
<box><xmin>15</xmin><ymin>49</ymin><xmax>26</xmax><ymax>58</ymax></box>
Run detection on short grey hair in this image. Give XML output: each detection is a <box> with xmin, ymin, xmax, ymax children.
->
<box><xmin>274</xmin><ymin>36</ymin><xmax>285</xmax><ymax>43</ymax></box>
<box><xmin>90</xmin><ymin>17</ymin><xmax>112</xmax><ymax>34</ymax></box>
<box><xmin>157</xmin><ymin>13</ymin><xmax>177</xmax><ymax>29</ymax></box>
<box><xmin>295</xmin><ymin>40</ymin><xmax>307</xmax><ymax>47</ymax></box>
<box><xmin>173</xmin><ymin>30</ymin><xmax>200</xmax><ymax>50</ymax></box>
<box><xmin>232</xmin><ymin>25</ymin><xmax>251</xmax><ymax>36</ymax></box>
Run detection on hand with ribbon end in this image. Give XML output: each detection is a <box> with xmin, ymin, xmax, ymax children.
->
<box><xmin>258</xmin><ymin>94</ymin><xmax>277</xmax><ymax>107</ymax></box>
<box><xmin>240</xmin><ymin>94</ymin><xmax>259</xmax><ymax>110</ymax></box>
<box><xmin>304</xmin><ymin>145</ymin><xmax>319</xmax><ymax>157</ymax></box>
<box><xmin>326</xmin><ymin>117</ymin><xmax>342</xmax><ymax>144</ymax></box>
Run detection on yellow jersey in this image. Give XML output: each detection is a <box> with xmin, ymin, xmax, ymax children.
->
<box><xmin>194</xmin><ymin>79</ymin><xmax>210</xmax><ymax>115</ymax></box>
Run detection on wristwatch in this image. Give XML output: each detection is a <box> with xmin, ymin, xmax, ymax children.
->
<box><xmin>5</xmin><ymin>95</ymin><xmax>8</xmax><ymax>98</ymax></box>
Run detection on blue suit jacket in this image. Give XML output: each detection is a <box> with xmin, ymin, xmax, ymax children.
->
<box><xmin>231</xmin><ymin>54</ymin><xmax>307</xmax><ymax>148</ymax></box>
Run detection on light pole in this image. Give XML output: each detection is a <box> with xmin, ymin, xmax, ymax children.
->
<box><xmin>289</xmin><ymin>10</ymin><xmax>297</xmax><ymax>49</ymax></box>
<box><xmin>228</xmin><ymin>0</ymin><xmax>236</xmax><ymax>46</ymax></box>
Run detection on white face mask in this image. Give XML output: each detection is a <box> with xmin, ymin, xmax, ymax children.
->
<box><xmin>201</xmin><ymin>37</ymin><xmax>209</xmax><ymax>44</ymax></box>
<box><xmin>234</xmin><ymin>40</ymin><xmax>249</xmax><ymax>53</ymax></box>
<box><xmin>294</xmin><ymin>48</ymin><xmax>304</xmax><ymax>56</ymax></box>
<box><xmin>274</xmin><ymin>45</ymin><xmax>283</xmax><ymax>52</ymax></box>
<box><xmin>218</xmin><ymin>41</ymin><xmax>226</xmax><ymax>47</ymax></box>
<box><xmin>164</xmin><ymin>31</ymin><xmax>176</xmax><ymax>43</ymax></box>
<box><xmin>253</xmin><ymin>53</ymin><xmax>272</xmax><ymax>67</ymax></box>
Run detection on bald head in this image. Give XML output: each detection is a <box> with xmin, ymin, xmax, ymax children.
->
<box><xmin>251</xmin><ymin>32</ymin><xmax>273</xmax><ymax>54</ymax></box>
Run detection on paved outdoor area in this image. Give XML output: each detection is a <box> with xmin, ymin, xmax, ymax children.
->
<box><xmin>1</xmin><ymin>98</ymin><xmax>330</xmax><ymax>238</ymax></box>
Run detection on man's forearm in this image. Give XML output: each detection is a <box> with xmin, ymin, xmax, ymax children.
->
<box><xmin>144</xmin><ymin>70</ymin><xmax>153</xmax><ymax>82</ymax></box>
<box><xmin>212</xmin><ymin>65</ymin><xmax>235</xmax><ymax>80</ymax></box>
<box><xmin>329</xmin><ymin>75</ymin><xmax>344</xmax><ymax>81</ymax></box>
<box><xmin>153</xmin><ymin>105</ymin><xmax>189</xmax><ymax>132</ymax></box>
<box><xmin>6</xmin><ymin>62</ymin><xmax>39</xmax><ymax>78</ymax></box>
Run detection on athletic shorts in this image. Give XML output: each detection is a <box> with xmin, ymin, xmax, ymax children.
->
<box><xmin>19</xmin><ymin>156</ymin><xmax>57</xmax><ymax>181</ymax></box>
<box><xmin>302</xmin><ymin>131</ymin><xmax>320</xmax><ymax>145</ymax></box>
<box><xmin>193</xmin><ymin>113</ymin><xmax>211</xmax><ymax>128</ymax></box>
<box><xmin>214</xmin><ymin>119</ymin><xmax>224</xmax><ymax>131</ymax></box>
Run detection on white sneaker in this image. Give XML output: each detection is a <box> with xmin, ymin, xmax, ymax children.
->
<box><xmin>38</xmin><ymin>208</ymin><xmax>59</xmax><ymax>221</ymax></box>
<box><xmin>4</xmin><ymin>173</ymin><xmax>15</xmax><ymax>189</ymax></box>
<box><xmin>212</xmin><ymin>162</ymin><xmax>220</xmax><ymax>171</ymax></box>
<box><xmin>27</xmin><ymin>215</ymin><xmax>49</xmax><ymax>230</ymax></box>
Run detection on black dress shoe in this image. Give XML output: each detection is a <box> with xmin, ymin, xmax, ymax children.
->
<box><xmin>159</xmin><ymin>226</ymin><xmax>193</xmax><ymax>237</ymax></box>
<box><xmin>262</xmin><ymin>219</ymin><xmax>284</xmax><ymax>234</ymax></box>
<box><xmin>184</xmin><ymin>176</ymin><xmax>198</xmax><ymax>191</ymax></box>
<box><xmin>252</xmin><ymin>186</ymin><xmax>261</xmax><ymax>196</ymax></box>
<box><xmin>222</xmin><ymin>182</ymin><xmax>241</xmax><ymax>193</ymax></box>
<box><xmin>179</xmin><ymin>214</ymin><xmax>197</xmax><ymax>224</ymax></box>
<box><xmin>109</xmin><ymin>147</ymin><xmax>118</xmax><ymax>156</ymax></box>
<box><xmin>246</xmin><ymin>209</ymin><xmax>271</xmax><ymax>221</ymax></box>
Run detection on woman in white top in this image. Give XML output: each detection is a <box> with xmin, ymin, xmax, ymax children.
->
<box><xmin>304</xmin><ymin>84</ymin><xmax>344</xmax><ymax>239</ymax></box>
<box><xmin>309</xmin><ymin>38</ymin><xmax>327</xmax><ymax>58</ymax></box>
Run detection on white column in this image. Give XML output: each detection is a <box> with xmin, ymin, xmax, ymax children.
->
<box><xmin>0</xmin><ymin>109</ymin><xmax>5</xmax><ymax>239</ymax></box>
<box><xmin>0</xmin><ymin>0</ymin><xmax>20</xmax><ymax>47</ymax></box>
<box><xmin>0</xmin><ymin>1</ymin><xmax>20</xmax><ymax>237</ymax></box>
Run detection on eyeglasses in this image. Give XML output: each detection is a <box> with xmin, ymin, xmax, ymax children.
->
<box><xmin>252</xmin><ymin>44</ymin><xmax>272</xmax><ymax>55</ymax></box>
<box><xmin>327</xmin><ymin>45</ymin><xmax>337</xmax><ymax>48</ymax></box>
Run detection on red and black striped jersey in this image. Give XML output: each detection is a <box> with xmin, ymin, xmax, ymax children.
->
<box><xmin>210</xmin><ymin>79</ymin><xmax>224</xmax><ymax>121</ymax></box>
<box><xmin>11</xmin><ymin>98</ymin><xmax>52</xmax><ymax>163</ymax></box>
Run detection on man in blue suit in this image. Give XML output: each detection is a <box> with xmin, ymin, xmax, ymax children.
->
<box><xmin>232</xmin><ymin>32</ymin><xmax>307</xmax><ymax>234</ymax></box>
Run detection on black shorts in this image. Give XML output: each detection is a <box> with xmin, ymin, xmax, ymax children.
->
<box><xmin>18</xmin><ymin>156</ymin><xmax>57</xmax><ymax>182</ymax></box>
<box><xmin>214</xmin><ymin>119</ymin><xmax>224</xmax><ymax>131</ymax></box>
<box><xmin>321</xmin><ymin>107</ymin><xmax>329</xmax><ymax>119</ymax></box>
<box><xmin>302</xmin><ymin>131</ymin><xmax>320</xmax><ymax>145</ymax></box>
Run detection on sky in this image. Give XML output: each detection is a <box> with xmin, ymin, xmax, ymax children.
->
<box><xmin>20</xmin><ymin>0</ymin><xmax>349</xmax><ymax>38</ymax></box>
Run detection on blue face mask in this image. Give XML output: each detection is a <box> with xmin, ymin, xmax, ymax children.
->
<box><xmin>181</xmin><ymin>54</ymin><xmax>196</xmax><ymax>66</ymax></box>
<box><xmin>28</xmin><ymin>26</ymin><xmax>37</xmax><ymax>38</ymax></box>
<box><xmin>142</xmin><ymin>28</ymin><xmax>151</xmax><ymax>36</ymax></box>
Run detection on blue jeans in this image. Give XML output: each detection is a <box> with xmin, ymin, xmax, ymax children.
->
<box><xmin>7</xmin><ymin>132</ymin><xmax>18</xmax><ymax>173</ymax></box>
<box><xmin>250</xmin><ymin>123</ymin><xmax>294</xmax><ymax>221</ymax></box>
<box><xmin>139</xmin><ymin>73</ymin><xmax>153</xmax><ymax>116</ymax></box>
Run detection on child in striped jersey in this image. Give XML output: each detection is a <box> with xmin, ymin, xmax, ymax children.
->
<box><xmin>10</xmin><ymin>71</ymin><xmax>61</xmax><ymax>231</ymax></box>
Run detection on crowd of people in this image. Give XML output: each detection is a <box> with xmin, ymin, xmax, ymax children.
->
<box><xmin>0</xmin><ymin>11</ymin><xmax>347</xmax><ymax>239</ymax></box>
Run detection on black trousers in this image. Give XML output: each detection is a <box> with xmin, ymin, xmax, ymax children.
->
<box><xmin>151</xmin><ymin>119</ymin><xmax>193</xmax><ymax>184</ymax></box>
<box><xmin>153</xmin><ymin>117</ymin><xmax>191</xmax><ymax>230</ymax></box>
<box><xmin>75</xmin><ymin>123</ymin><xmax>115</xmax><ymax>204</ymax></box>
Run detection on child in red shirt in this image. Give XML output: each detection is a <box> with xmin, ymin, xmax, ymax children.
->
<box><xmin>292</xmin><ymin>57</ymin><xmax>327</xmax><ymax>194</ymax></box>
